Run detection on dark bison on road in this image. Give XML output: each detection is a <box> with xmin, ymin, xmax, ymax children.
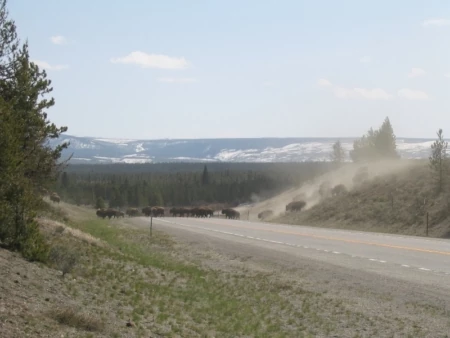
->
<box><xmin>222</xmin><ymin>208</ymin><xmax>240</xmax><ymax>219</ymax></box>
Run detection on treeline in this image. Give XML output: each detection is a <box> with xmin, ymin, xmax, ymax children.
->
<box><xmin>0</xmin><ymin>0</ymin><xmax>68</xmax><ymax>261</ymax></box>
<box><xmin>54</xmin><ymin>162</ymin><xmax>332</xmax><ymax>208</ymax></box>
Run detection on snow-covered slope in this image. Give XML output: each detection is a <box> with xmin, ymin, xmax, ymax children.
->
<box><xmin>50</xmin><ymin>135</ymin><xmax>438</xmax><ymax>164</ymax></box>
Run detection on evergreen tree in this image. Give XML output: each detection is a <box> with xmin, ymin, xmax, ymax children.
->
<box><xmin>330</xmin><ymin>140</ymin><xmax>346</xmax><ymax>165</ymax></box>
<box><xmin>202</xmin><ymin>165</ymin><xmax>210</xmax><ymax>185</ymax></box>
<box><xmin>61</xmin><ymin>172</ymin><xmax>70</xmax><ymax>189</ymax></box>
<box><xmin>350</xmin><ymin>117</ymin><xmax>399</xmax><ymax>162</ymax></box>
<box><xmin>0</xmin><ymin>0</ymin><xmax>68</xmax><ymax>260</ymax></box>
<box><xmin>374</xmin><ymin>117</ymin><xmax>399</xmax><ymax>159</ymax></box>
<box><xmin>429</xmin><ymin>129</ymin><xmax>448</xmax><ymax>193</ymax></box>
<box><xmin>95</xmin><ymin>197</ymin><xmax>105</xmax><ymax>209</ymax></box>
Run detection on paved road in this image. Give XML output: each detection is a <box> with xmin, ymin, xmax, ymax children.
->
<box><xmin>137</xmin><ymin>216</ymin><xmax>450</xmax><ymax>286</ymax></box>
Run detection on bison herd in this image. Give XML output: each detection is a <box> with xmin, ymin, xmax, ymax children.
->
<box><xmin>95</xmin><ymin>205</ymin><xmax>241</xmax><ymax>220</ymax></box>
<box><xmin>170</xmin><ymin>207</ymin><xmax>214</xmax><ymax>218</ymax></box>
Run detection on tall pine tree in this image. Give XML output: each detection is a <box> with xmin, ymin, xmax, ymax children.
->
<box><xmin>330</xmin><ymin>140</ymin><xmax>346</xmax><ymax>165</ymax></box>
<box><xmin>0</xmin><ymin>0</ymin><xmax>68</xmax><ymax>260</ymax></box>
<box><xmin>429</xmin><ymin>129</ymin><xmax>448</xmax><ymax>193</ymax></box>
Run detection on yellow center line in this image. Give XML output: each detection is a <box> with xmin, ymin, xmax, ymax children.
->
<box><xmin>189</xmin><ymin>218</ymin><xmax>450</xmax><ymax>256</ymax></box>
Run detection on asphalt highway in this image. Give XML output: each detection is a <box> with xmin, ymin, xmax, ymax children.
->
<box><xmin>136</xmin><ymin>216</ymin><xmax>450</xmax><ymax>287</ymax></box>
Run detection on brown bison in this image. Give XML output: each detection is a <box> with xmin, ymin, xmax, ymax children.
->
<box><xmin>170</xmin><ymin>207</ymin><xmax>179</xmax><ymax>217</ymax></box>
<box><xmin>50</xmin><ymin>192</ymin><xmax>61</xmax><ymax>203</ymax></box>
<box><xmin>191</xmin><ymin>207</ymin><xmax>214</xmax><ymax>218</ymax></box>
<box><xmin>258</xmin><ymin>210</ymin><xmax>273</xmax><ymax>220</ymax></box>
<box><xmin>151</xmin><ymin>206</ymin><xmax>165</xmax><ymax>217</ymax></box>
<box><xmin>96</xmin><ymin>208</ymin><xmax>120</xmax><ymax>219</ymax></box>
<box><xmin>285</xmin><ymin>201</ymin><xmax>306</xmax><ymax>212</ymax></box>
<box><xmin>221</xmin><ymin>208</ymin><xmax>240</xmax><ymax>219</ymax></box>
<box><xmin>142</xmin><ymin>206</ymin><xmax>152</xmax><ymax>217</ymax></box>
<box><xmin>96</xmin><ymin>208</ymin><xmax>107</xmax><ymax>219</ymax></box>
<box><xmin>170</xmin><ymin>207</ymin><xmax>192</xmax><ymax>217</ymax></box>
<box><xmin>126</xmin><ymin>208</ymin><xmax>139</xmax><ymax>217</ymax></box>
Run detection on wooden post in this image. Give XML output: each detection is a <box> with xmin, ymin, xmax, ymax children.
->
<box><xmin>426</xmin><ymin>212</ymin><xmax>429</xmax><ymax>237</ymax></box>
<box><xmin>150</xmin><ymin>216</ymin><xmax>153</xmax><ymax>238</ymax></box>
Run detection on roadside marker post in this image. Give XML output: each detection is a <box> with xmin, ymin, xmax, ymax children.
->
<box><xmin>150</xmin><ymin>216</ymin><xmax>153</xmax><ymax>238</ymax></box>
<box><xmin>426</xmin><ymin>212</ymin><xmax>429</xmax><ymax>237</ymax></box>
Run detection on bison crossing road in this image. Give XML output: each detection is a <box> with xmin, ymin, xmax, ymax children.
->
<box><xmin>96</xmin><ymin>208</ymin><xmax>124</xmax><ymax>219</ymax></box>
<box><xmin>96</xmin><ymin>206</ymin><xmax>241</xmax><ymax>220</ymax></box>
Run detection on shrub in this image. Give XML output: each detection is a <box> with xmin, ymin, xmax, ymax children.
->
<box><xmin>49</xmin><ymin>244</ymin><xmax>78</xmax><ymax>277</ymax></box>
<box><xmin>20</xmin><ymin>220</ymin><xmax>50</xmax><ymax>263</ymax></box>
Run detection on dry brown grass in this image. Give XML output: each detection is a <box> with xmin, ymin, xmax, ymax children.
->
<box><xmin>38</xmin><ymin>218</ymin><xmax>106</xmax><ymax>247</ymax></box>
<box><xmin>50</xmin><ymin>306</ymin><xmax>104</xmax><ymax>332</ymax></box>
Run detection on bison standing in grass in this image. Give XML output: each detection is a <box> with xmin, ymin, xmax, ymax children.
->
<box><xmin>96</xmin><ymin>208</ymin><xmax>107</xmax><ymax>219</ymax></box>
<box><xmin>50</xmin><ymin>192</ymin><xmax>61</xmax><ymax>203</ymax></box>
<box><xmin>285</xmin><ymin>201</ymin><xmax>306</xmax><ymax>212</ymax></box>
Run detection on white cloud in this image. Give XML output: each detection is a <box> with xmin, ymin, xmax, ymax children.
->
<box><xmin>31</xmin><ymin>60</ymin><xmax>69</xmax><ymax>71</ymax></box>
<box><xmin>333</xmin><ymin>87</ymin><xmax>393</xmax><ymax>100</ymax></box>
<box><xmin>360</xmin><ymin>56</ymin><xmax>371</xmax><ymax>64</ymax></box>
<box><xmin>110</xmin><ymin>51</ymin><xmax>189</xmax><ymax>69</ymax></box>
<box><xmin>318</xmin><ymin>78</ymin><xmax>392</xmax><ymax>100</ymax></box>
<box><xmin>422</xmin><ymin>18</ymin><xmax>450</xmax><ymax>27</ymax></box>
<box><xmin>50</xmin><ymin>35</ymin><xmax>67</xmax><ymax>45</ymax></box>
<box><xmin>445</xmin><ymin>73</ymin><xmax>450</xmax><ymax>78</ymax></box>
<box><xmin>398</xmin><ymin>88</ymin><xmax>429</xmax><ymax>100</ymax></box>
<box><xmin>408</xmin><ymin>67</ymin><xmax>427</xmax><ymax>78</ymax></box>
<box><xmin>158</xmin><ymin>77</ymin><xmax>197</xmax><ymax>83</ymax></box>
<box><xmin>317</xmin><ymin>78</ymin><xmax>332</xmax><ymax>87</ymax></box>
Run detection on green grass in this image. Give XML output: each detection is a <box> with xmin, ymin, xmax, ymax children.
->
<box><xmin>46</xmin><ymin>212</ymin><xmax>428</xmax><ymax>337</ymax></box>
<box><xmin>65</xmin><ymin>218</ymin><xmax>346</xmax><ymax>336</ymax></box>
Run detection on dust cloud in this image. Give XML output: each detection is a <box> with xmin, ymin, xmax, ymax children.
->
<box><xmin>237</xmin><ymin>160</ymin><xmax>418</xmax><ymax>221</ymax></box>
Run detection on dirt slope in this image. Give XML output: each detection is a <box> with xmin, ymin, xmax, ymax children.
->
<box><xmin>242</xmin><ymin>160</ymin><xmax>450</xmax><ymax>237</ymax></box>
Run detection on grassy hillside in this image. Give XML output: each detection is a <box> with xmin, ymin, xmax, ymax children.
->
<box><xmin>0</xmin><ymin>202</ymin><xmax>385</xmax><ymax>337</ymax></box>
<box><xmin>272</xmin><ymin>160</ymin><xmax>450</xmax><ymax>238</ymax></box>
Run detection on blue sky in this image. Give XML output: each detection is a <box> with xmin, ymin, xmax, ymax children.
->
<box><xmin>9</xmin><ymin>0</ymin><xmax>450</xmax><ymax>139</ymax></box>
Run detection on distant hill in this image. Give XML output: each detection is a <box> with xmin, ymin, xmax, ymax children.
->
<box><xmin>50</xmin><ymin>135</ymin><xmax>437</xmax><ymax>164</ymax></box>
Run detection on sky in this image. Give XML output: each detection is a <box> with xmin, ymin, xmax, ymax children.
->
<box><xmin>8</xmin><ymin>0</ymin><xmax>450</xmax><ymax>139</ymax></box>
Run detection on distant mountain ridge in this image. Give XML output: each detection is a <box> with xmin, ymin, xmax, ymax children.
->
<box><xmin>50</xmin><ymin>135</ymin><xmax>437</xmax><ymax>164</ymax></box>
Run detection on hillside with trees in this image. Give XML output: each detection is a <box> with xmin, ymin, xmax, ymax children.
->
<box><xmin>271</xmin><ymin>119</ymin><xmax>450</xmax><ymax>238</ymax></box>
